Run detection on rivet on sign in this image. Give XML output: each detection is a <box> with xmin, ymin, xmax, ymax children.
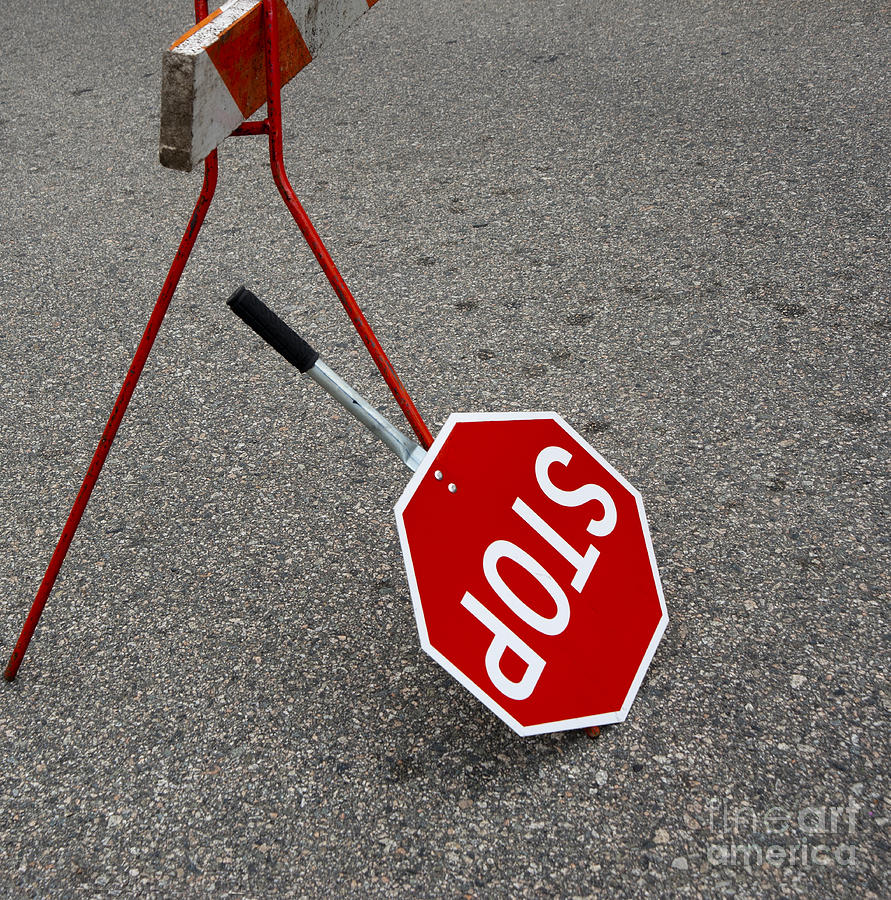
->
<box><xmin>448</xmin><ymin>483</ymin><xmax>457</xmax><ymax>493</ymax></box>
<box><xmin>434</xmin><ymin>470</ymin><xmax>443</xmax><ymax>480</ymax></box>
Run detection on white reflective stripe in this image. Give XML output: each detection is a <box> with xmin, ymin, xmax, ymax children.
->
<box><xmin>535</xmin><ymin>445</ymin><xmax>617</xmax><ymax>537</ymax></box>
<box><xmin>512</xmin><ymin>497</ymin><xmax>600</xmax><ymax>593</ymax></box>
<box><xmin>289</xmin><ymin>0</ymin><xmax>369</xmax><ymax>56</ymax></box>
<box><xmin>461</xmin><ymin>593</ymin><xmax>545</xmax><ymax>701</ymax></box>
<box><xmin>190</xmin><ymin>54</ymin><xmax>244</xmax><ymax>168</ymax></box>
<box><xmin>482</xmin><ymin>540</ymin><xmax>570</xmax><ymax>635</ymax></box>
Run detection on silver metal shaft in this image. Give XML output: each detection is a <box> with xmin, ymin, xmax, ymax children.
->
<box><xmin>306</xmin><ymin>360</ymin><xmax>426</xmax><ymax>472</ymax></box>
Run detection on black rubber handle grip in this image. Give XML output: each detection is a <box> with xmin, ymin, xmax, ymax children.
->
<box><xmin>227</xmin><ymin>286</ymin><xmax>319</xmax><ymax>373</ymax></box>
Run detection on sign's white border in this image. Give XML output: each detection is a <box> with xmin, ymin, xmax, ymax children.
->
<box><xmin>394</xmin><ymin>411</ymin><xmax>668</xmax><ymax>737</ymax></box>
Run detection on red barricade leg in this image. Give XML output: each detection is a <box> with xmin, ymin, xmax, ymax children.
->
<box><xmin>260</xmin><ymin>0</ymin><xmax>433</xmax><ymax>450</ymax></box>
<box><xmin>3</xmin><ymin>151</ymin><xmax>219</xmax><ymax>681</ymax></box>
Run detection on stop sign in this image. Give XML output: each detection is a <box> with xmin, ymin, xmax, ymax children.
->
<box><xmin>394</xmin><ymin>412</ymin><xmax>667</xmax><ymax>736</ymax></box>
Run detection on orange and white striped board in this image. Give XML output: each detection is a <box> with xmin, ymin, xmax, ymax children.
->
<box><xmin>160</xmin><ymin>0</ymin><xmax>381</xmax><ymax>171</ymax></box>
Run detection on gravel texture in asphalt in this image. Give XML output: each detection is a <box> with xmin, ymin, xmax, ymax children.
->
<box><xmin>0</xmin><ymin>0</ymin><xmax>888</xmax><ymax>896</ymax></box>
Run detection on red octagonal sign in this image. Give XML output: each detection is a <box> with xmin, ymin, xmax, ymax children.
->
<box><xmin>395</xmin><ymin>412</ymin><xmax>667</xmax><ymax>736</ymax></box>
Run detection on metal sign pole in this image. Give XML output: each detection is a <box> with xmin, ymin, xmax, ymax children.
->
<box><xmin>227</xmin><ymin>286</ymin><xmax>427</xmax><ymax>471</ymax></box>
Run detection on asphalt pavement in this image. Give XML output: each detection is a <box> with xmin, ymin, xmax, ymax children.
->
<box><xmin>0</xmin><ymin>0</ymin><xmax>888</xmax><ymax>896</ymax></box>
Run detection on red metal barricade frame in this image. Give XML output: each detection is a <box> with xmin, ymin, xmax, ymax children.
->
<box><xmin>4</xmin><ymin>0</ymin><xmax>432</xmax><ymax>680</ymax></box>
